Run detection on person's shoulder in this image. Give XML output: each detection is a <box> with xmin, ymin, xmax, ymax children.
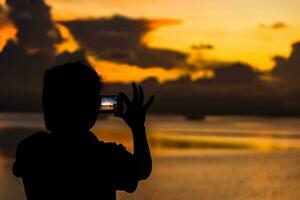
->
<box><xmin>17</xmin><ymin>131</ymin><xmax>49</xmax><ymax>151</ymax></box>
<box><xmin>19</xmin><ymin>131</ymin><xmax>49</xmax><ymax>144</ymax></box>
<box><xmin>13</xmin><ymin>131</ymin><xmax>50</xmax><ymax>177</ymax></box>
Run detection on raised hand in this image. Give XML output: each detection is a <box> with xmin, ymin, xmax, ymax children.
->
<box><xmin>117</xmin><ymin>82</ymin><xmax>155</xmax><ymax>129</ymax></box>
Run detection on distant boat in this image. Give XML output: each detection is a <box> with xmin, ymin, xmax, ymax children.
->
<box><xmin>184</xmin><ymin>115</ymin><xmax>206</xmax><ymax>121</ymax></box>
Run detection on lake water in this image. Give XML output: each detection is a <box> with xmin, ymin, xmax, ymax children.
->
<box><xmin>0</xmin><ymin>113</ymin><xmax>300</xmax><ymax>199</ymax></box>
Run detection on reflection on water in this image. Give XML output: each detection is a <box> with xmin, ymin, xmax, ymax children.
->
<box><xmin>119</xmin><ymin>151</ymin><xmax>300</xmax><ymax>200</ymax></box>
<box><xmin>1</xmin><ymin>113</ymin><xmax>300</xmax><ymax>199</ymax></box>
<box><xmin>92</xmin><ymin>115</ymin><xmax>300</xmax><ymax>152</ymax></box>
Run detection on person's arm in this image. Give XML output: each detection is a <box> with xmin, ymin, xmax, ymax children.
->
<box><xmin>131</xmin><ymin>125</ymin><xmax>151</xmax><ymax>179</ymax></box>
<box><xmin>118</xmin><ymin>82</ymin><xmax>154</xmax><ymax>180</ymax></box>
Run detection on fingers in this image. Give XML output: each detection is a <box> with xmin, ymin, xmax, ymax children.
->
<box><xmin>119</xmin><ymin>92</ymin><xmax>131</xmax><ymax>107</ymax></box>
<box><xmin>123</xmin><ymin>83</ymin><xmax>153</xmax><ymax>110</ymax></box>
<box><xmin>132</xmin><ymin>82</ymin><xmax>138</xmax><ymax>104</ymax></box>
<box><xmin>115</xmin><ymin>93</ymin><xmax>124</xmax><ymax>117</ymax></box>
<box><xmin>138</xmin><ymin>86</ymin><xmax>144</xmax><ymax>105</ymax></box>
<box><xmin>144</xmin><ymin>95</ymin><xmax>155</xmax><ymax>111</ymax></box>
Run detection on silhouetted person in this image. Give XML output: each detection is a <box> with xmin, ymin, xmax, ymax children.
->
<box><xmin>12</xmin><ymin>61</ymin><xmax>154</xmax><ymax>200</ymax></box>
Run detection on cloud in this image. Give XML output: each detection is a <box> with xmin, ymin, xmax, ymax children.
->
<box><xmin>187</xmin><ymin>60</ymin><xmax>259</xmax><ymax>84</ymax></box>
<box><xmin>60</xmin><ymin>15</ymin><xmax>190</xmax><ymax>70</ymax></box>
<box><xmin>259</xmin><ymin>22</ymin><xmax>287</xmax><ymax>30</ymax></box>
<box><xmin>6</xmin><ymin>0</ymin><xmax>63</xmax><ymax>55</ymax></box>
<box><xmin>191</xmin><ymin>43</ymin><xmax>214</xmax><ymax>50</ymax></box>
<box><xmin>0</xmin><ymin>4</ymin><xmax>4</xmax><ymax>21</ymax></box>
<box><xmin>271</xmin><ymin>22</ymin><xmax>287</xmax><ymax>29</ymax></box>
<box><xmin>103</xmin><ymin>71</ymin><xmax>292</xmax><ymax>116</ymax></box>
<box><xmin>272</xmin><ymin>41</ymin><xmax>300</xmax><ymax>84</ymax></box>
<box><xmin>102</xmin><ymin>59</ymin><xmax>300</xmax><ymax>116</ymax></box>
<box><xmin>0</xmin><ymin>3</ymin><xmax>9</xmax><ymax>27</ymax></box>
<box><xmin>212</xmin><ymin>62</ymin><xmax>259</xmax><ymax>84</ymax></box>
<box><xmin>0</xmin><ymin>0</ymin><xmax>85</xmax><ymax>111</ymax></box>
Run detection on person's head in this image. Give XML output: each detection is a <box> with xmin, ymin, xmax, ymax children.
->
<box><xmin>42</xmin><ymin>61</ymin><xmax>102</xmax><ymax>132</ymax></box>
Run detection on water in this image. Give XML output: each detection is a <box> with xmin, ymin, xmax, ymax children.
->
<box><xmin>0</xmin><ymin>113</ymin><xmax>300</xmax><ymax>199</ymax></box>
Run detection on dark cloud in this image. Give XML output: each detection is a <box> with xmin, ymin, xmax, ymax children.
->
<box><xmin>0</xmin><ymin>4</ymin><xmax>4</xmax><ymax>16</ymax></box>
<box><xmin>212</xmin><ymin>62</ymin><xmax>259</xmax><ymax>84</ymax></box>
<box><xmin>191</xmin><ymin>43</ymin><xmax>214</xmax><ymax>50</ymax></box>
<box><xmin>272</xmin><ymin>22</ymin><xmax>287</xmax><ymax>29</ymax></box>
<box><xmin>0</xmin><ymin>0</ymin><xmax>86</xmax><ymax>111</ymax></box>
<box><xmin>104</xmin><ymin>73</ymin><xmax>297</xmax><ymax>116</ymax></box>
<box><xmin>55</xmin><ymin>50</ymin><xmax>86</xmax><ymax>66</ymax></box>
<box><xmin>0</xmin><ymin>4</ymin><xmax>4</xmax><ymax>15</ymax></box>
<box><xmin>60</xmin><ymin>15</ymin><xmax>190</xmax><ymax>69</ymax></box>
<box><xmin>272</xmin><ymin>41</ymin><xmax>300</xmax><ymax>84</ymax></box>
<box><xmin>6</xmin><ymin>0</ymin><xmax>63</xmax><ymax>54</ymax></box>
<box><xmin>259</xmin><ymin>22</ymin><xmax>287</xmax><ymax>30</ymax></box>
<box><xmin>0</xmin><ymin>3</ymin><xmax>8</xmax><ymax>27</ymax></box>
<box><xmin>102</xmin><ymin>58</ymin><xmax>300</xmax><ymax>116</ymax></box>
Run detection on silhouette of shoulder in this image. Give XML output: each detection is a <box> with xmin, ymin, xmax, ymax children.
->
<box><xmin>13</xmin><ymin>131</ymin><xmax>49</xmax><ymax>177</ymax></box>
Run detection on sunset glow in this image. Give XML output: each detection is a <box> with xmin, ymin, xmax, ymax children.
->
<box><xmin>1</xmin><ymin>1</ymin><xmax>300</xmax><ymax>199</ymax></box>
<box><xmin>89</xmin><ymin>55</ymin><xmax>185</xmax><ymax>83</ymax></box>
<box><xmin>54</xmin><ymin>24</ymin><xmax>80</xmax><ymax>54</ymax></box>
<box><xmin>0</xmin><ymin>23</ymin><xmax>16</xmax><ymax>52</ymax></box>
<box><xmin>1</xmin><ymin>0</ymin><xmax>300</xmax><ymax>82</ymax></box>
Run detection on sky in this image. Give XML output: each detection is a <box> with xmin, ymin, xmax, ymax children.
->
<box><xmin>50</xmin><ymin>0</ymin><xmax>300</xmax><ymax>71</ymax></box>
<box><xmin>1</xmin><ymin>0</ymin><xmax>300</xmax><ymax>83</ymax></box>
<box><xmin>0</xmin><ymin>0</ymin><xmax>300</xmax><ymax>115</ymax></box>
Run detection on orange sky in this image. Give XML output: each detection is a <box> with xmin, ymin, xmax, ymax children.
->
<box><xmin>48</xmin><ymin>0</ymin><xmax>300</xmax><ymax>69</ymax></box>
<box><xmin>1</xmin><ymin>0</ymin><xmax>300</xmax><ymax>83</ymax></box>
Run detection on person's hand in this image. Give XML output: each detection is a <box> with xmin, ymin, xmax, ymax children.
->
<box><xmin>117</xmin><ymin>82</ymin><xmax>155</xmax><ymax>130</ymax></box>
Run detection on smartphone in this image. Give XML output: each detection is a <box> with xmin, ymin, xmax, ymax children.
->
<box><xmin>99</xmin><ymin>95</ymin><xmax>119</xmax><ymax>113</ymax></box>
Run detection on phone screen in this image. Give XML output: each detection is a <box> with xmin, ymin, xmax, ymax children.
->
<box><xmin>99</xmin><ymin>95</ymin><xmax>118</xmax><ymax>113</ymax></box>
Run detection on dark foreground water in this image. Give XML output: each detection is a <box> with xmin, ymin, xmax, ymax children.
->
<box><xmin>1</xmin><ymin>113</ymin><xmax>300</xmax><ymax>199</ymax></box>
